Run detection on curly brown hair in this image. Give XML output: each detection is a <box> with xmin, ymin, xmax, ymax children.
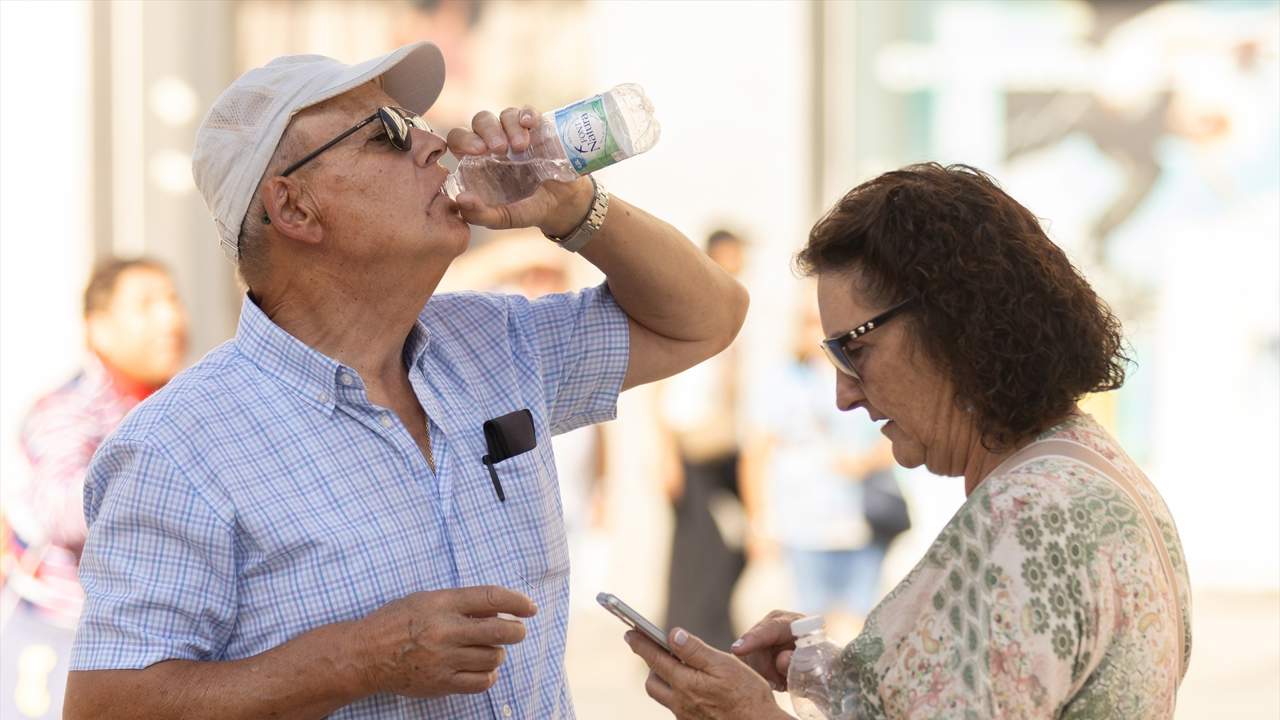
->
<box><xmin>796</xmin><ymin>163</ymin><xmax>1129</xmax><ymax>449</ymax></box>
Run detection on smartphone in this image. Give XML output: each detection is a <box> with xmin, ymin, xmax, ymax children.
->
<box><xmin>596</xmin><ymin>592</ymin><xmax>674</xmax><ymax>655</ymax></box>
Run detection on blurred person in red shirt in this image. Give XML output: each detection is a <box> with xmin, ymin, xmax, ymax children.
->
<box><xmin>1</xmin><ymin>257</ymin><xmax>187</xmax><ymax>719</ymax></box>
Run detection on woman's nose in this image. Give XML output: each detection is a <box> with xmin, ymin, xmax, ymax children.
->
<box><xmin>834</xmin><ymin>371</ymin><xmax>865</xmax><ymax>412</ymax></box>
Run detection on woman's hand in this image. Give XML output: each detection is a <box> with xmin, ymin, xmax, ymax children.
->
<box><xmin>445</xmin><ymin>107</ymin><xmax>594</xmax><ymax>237</ymax></box>
<box><xmin>625</xmin><ymin>627</ymin><xmax>788</xmax><ymax>720</ymax></box>
<box><xmin>730</xmin><ymin>610</ymin><xmax>805</xmax><ymax>691</ymax></box>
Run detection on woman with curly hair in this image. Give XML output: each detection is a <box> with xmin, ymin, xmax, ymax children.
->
<box><xmin>625</xmin><ymin>163</ymin><xmax>1191</xmax><ymax>719</ymax></box>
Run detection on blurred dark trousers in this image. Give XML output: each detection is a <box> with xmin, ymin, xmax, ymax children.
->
<box><xmin>664</xmin><ymin>452</ymin><xmax>745</xmax><ymax>651</ymax></box>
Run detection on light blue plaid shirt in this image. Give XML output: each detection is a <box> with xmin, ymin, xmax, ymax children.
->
<box><xmin>71</xmin><ymin>285</ymin><xmax>629</xmax><ymax>719</ymax></box>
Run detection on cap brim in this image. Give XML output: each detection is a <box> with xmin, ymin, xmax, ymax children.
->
<box><xmin>380</xmin><ymin>42</ymin><xmax>445</xmax><ymax>115</ymax></box>
<box><xmin>305</xmin><ymin>41</ymin><xmax>445</xmax><ymax>117</ymax></box>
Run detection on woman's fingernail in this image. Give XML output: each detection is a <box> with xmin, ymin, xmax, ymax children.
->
<box><xmin>731</xmin><ymin>638</ymin><xmax>744</xmax><ymax>649</ymax></box>
<box><xmin>673</xmin><ymin>629</ymin><xmax>688</xmax><ymax>646</ymax></box>
<box><xmin>522</xmin><ymin>111</ymin><xmax>534</xmax><ymax>123</ymax></box>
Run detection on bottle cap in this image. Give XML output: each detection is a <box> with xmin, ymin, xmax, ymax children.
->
<box><xmin>790</xmin><ymin>615</ymin><xmax>825</xmax><ymax>637</ymax></box>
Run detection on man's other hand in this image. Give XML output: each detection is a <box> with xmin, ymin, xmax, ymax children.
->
<box><xmin>352</xmin><ymin>585</ymin><xmax>537</xmax><ymax>698</ymax></box>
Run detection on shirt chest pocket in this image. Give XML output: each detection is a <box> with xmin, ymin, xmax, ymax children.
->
<box><xmin>487</xmin><ymin>449</ymin><xmax>570</xmax><ymax>582</ymax></box>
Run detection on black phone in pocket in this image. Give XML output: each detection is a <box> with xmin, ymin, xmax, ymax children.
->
<box><xmin>482</xmin><ymin>409</ymin><xmax>536</xmax><ymax>502</ymax></box>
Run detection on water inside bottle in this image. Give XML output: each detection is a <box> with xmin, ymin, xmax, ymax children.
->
<box><xmin>444</xmin><ymin>156</ymin><xmax>576</xmax><ymax>205</ymax></box>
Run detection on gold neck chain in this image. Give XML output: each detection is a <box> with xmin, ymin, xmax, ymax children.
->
<box><xmin>424</xmin><ymin>417</ymin><xmax>436</xmax><ymax>473</ymax></box>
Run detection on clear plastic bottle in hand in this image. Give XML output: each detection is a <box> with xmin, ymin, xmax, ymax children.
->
<box><xmin>787</xmin><ymin>616</ymin><xmax>845</xmax><ymax>720</ymax></box>
<box><xmin>444</xmin><ymin>83</ymin><xmax>660</xmax><ymax>205</ymax></box>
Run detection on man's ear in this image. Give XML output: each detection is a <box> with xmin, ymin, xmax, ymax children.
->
<box><xmin>261</xmin><ymin>177</ymin><xmax>323</xmax><ymax>247</ymax></box>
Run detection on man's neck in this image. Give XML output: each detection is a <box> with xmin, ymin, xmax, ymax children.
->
<box><xmin>93</xmin><ymin>354</ymin><xmax>162</xmax><ymax>402</ymax></box>
<box><xmin>255</xmin><ymin>264</ymin><xmax>444</xmax><ymax>387</ymax></box>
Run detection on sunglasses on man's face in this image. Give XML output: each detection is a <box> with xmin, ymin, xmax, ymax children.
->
<box><xmin>279</xmin><ymin>105</ymin><xmax>433</xmax><ymax>178</ymax></box>
<box><xmin>262</xmin><ymin>106</ymin><xmax>433</xmax><ymax>226</ymax></box>
<box><xmin>819</xmin><ymin>297</ymin><xmax>916</xmax><ymax>383</ymax></box>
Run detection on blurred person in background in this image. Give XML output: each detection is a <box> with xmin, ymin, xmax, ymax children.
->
<box><xmin>740</xmin><ymin>287</ymin><xmax>897</xmax><ymax>634</ymax></box>
<box><xmin>63</xmin><ymin>43</ymin><xmax>746</xmax><ymax>719</ymax></box>
<box><xmin>625</xmin><ymin>163</ymin><xmax>1190</xmax><ymax>719</ymax></box>
<box><xmin>657</xmin><ymin>229</ymin><xmax>748</xmax><ymax>652</ymax></box>
<box><xmin>1</xmin><ymin>257</ymin><xmax>187</xmax><ymax>720</ymax></box>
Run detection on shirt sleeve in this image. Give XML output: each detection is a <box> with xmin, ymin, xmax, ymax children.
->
<box><xmin>71</xmin><ymin>439</ymin><xmax>238</xmax><ymax>670</ymax></box>
<box><xmin>518</xmin><ymin>283</ymin><xmax>629</xmax><ymax>436</ymax></box>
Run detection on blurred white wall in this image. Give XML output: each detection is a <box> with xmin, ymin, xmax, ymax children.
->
<box><xmin>0</xmin><ymin>2</ymin><xmax>95</xmax><ymax>501</ymax></box>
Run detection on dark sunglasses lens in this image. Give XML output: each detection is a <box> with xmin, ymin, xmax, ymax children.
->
<box><xmin>390</xmin><ymin>106</ymin><xmax>431</xmax><ymax>133</ymax></box>
<box><xmin>821</xmin><ymin>340</ymin><xmax>859</xmax><ymax>380</ymax></box>
<box><xmin>377</xmin><ymin>107</ymin><xmax>412</xmax><ymax>151</ymax></box>
<box><xmin>407</xmin><ymin>114</ymin><xmax>431</xmax><ymax>132</ymax></box>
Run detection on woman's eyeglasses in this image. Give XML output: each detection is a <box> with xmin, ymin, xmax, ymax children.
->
<box><xmin>820</xmin><ymin>297</ymin><xmax>916</xmax><ymax>382</ymax></box>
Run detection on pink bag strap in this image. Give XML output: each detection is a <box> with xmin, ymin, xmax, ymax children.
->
<box><xmin>1003</xmin><ymin>438</ymin><xmax>1186</xmax><ymax>677</ymax></box>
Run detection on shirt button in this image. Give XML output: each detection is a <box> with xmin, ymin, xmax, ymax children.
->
<box><xmin>380</xmin><ymin>415</ymin><xmax>393</xmax><ymax>428</ymax></box>
<box><xmin>317</xmin><ymin>393</ymin><xmax>329</xmax><ymax>403</ymax></box>
<box><xmin>502</xmin><ymin>704</ymin><xmax>513</xmax><ymax>718</ymax></box>
<box><xmin>340</xmin><ymin>373</ymin><xmax>354</xmax><ymax>386</ymax></box>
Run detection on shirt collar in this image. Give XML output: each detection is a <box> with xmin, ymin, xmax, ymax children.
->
<box><xmin>402</xmin><ymin>312</ymin><xmax>431</xmax><ymax>370</ymax></box>
<box><xmin>234</xmin><ymin>295</ymin><xmax>342</xmax><ymax>414</ymax></box>
<box><xmin>233</xmin><ymin>295</ymin><xmax>435</xmax><ymax>413</ymax></box>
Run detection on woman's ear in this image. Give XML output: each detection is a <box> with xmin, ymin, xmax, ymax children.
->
<box><xmin>261</xmin><ymin>176</ymin><xmax>323</xmax><ymax>248</ymax></box>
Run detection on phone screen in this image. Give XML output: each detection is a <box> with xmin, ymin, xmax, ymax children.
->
<box><xmin>596</xmin><ymin>592</ymin><xmax>675</xmax><ymax>655</ymax></box>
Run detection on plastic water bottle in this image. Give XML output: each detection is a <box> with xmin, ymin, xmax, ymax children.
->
<box><xmin>444</xmin><ymin>83</ymin><xmax>660</xmax><ymax>205</ymax></box>
<box><xmin>787</xmin><ymin>616</ymin><xmax>843</xmax><ymax>720</ymax></box>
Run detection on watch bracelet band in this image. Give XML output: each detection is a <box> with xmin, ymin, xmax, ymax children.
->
<box><xmin>547</xmin><ymin>176</ymin><xmax>608</xmax><ymax>253</ymax></box>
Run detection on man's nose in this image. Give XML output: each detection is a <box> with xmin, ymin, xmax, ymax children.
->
<box><xmin>834</xmin><ymin>371</ymin><xmax>865</xmax><ymax>412</ymax></box>
<box><xmin>411</xmin><ymin>127</ymin><xmax>447</xmax><ymax>168</ymax></box>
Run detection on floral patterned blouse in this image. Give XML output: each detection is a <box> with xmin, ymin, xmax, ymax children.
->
<box><xmin>833</xmin><ymin>413</ymin><xmax>1191</xmax><ymax>719</ymax></box>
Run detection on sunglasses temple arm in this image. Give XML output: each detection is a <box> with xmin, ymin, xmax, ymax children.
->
<box><xmin>280</xmin><ymin>113</ymin><xmax>380</xmax><ymax>177</ymax></box>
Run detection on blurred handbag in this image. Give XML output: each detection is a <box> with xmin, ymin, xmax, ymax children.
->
<box><xmin>862</xmin><ymin>469</ymin><xmax>911</xmax><ymax>542</ymax></box>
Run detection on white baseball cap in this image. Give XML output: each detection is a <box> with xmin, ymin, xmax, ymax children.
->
<box><xmin>192</xmin><ymin>41</ymin><xmax>446</xmax><ymax>261</ymax></box>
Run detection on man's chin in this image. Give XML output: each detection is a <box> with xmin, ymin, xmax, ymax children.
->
<box><xmin>443</xmin><ymin>224</ymin><xmax>471</xmax><ymax>257</ymax></box>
